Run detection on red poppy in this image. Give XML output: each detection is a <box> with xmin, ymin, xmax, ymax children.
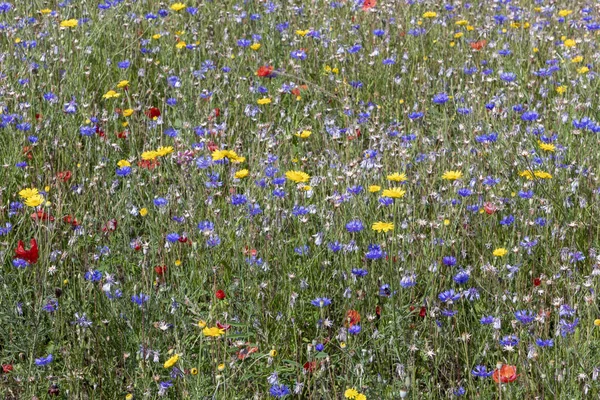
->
<box><xmin>214</xmin><ymin>108</ymin><xmax>220</xmax><ymax>118</ymax></box>
<box><xmin>375</xmin><ymin>305</ymin><xmax>382</xmax><ymax>318</ymax></box>
<box><xmin>2</xmin><ymin>364</ymin><xmax>13</xmax><ymax>373</ymax></box>
<box><xmin>14</xmin><ymin>238</ymin><xmax>39</xmax><ymax>264</ymax></box>
<box><xmin>207</xmin><ymin>142</ymin><xmax>218</xmax><ymax>152</ymax></box>
<box><xmin>117</xmin><ymin>131</ymin><xmax>130</xmax><ymax>139</ymax></box>
<box><xmin>493</xmin><ymin>365</ymin><xmax>517</xmax><ymax>383</ymax></box>
<box><xmin>57</xmin><ymin>170</ymin><xmax>72</xmax><ymax>182</ymax></box>
<box><xmin>303</xmin><ymin>361</ymin><xmax>318</xmax><ymax>373</ymax></box>
<box><xmin>533</xmin><ymin>277</ymin><xmax>542</xmax><ymax>286</ymax></box>
<box><xmin>95</xmin><ymin>125</ymin><xmax>105</xmax><ymax>137</ymax></box>
<box><xmin>470</xmin><ymin>40</ymin><xmax>487</xmax><ymax>51</ymax></box>
<box><xmin>215</xmin><ymin>290</ymin><xmax>226</xmax><ymax>300</ymax></box>
<box><xmin>154</xmin><ymin>265</ymin><xmax>167</xmax><ymax>275</ymax></box>
<box><xmin>23</xmin><ymin>146</ymin><xmax>33</xmax><ymax>160</ymax></box>
<box><xmin>256</xmin><ymin>65</ymin><xmax>275</xmax><ymax>78</ymax></box>
<box><xmin>145</xmin><ymin>107</ymin><xmax>161</xmax><ymax>119</ymax></box>
<box><xmin>31</xmin><ymin>210</ymin><xmax>55</xmax><ymax>222</ymax></box>
<box><xmin>216</xmin><ymin>321</ymin><xmax>231</xmax><ymax>331</ymax></box>
<box><xmin>483</xmin><ymin>202</ymin><xmax>497</xmax><ymax>215</ymax></box>
<box><xmin>362</xmin><ymin>0</ymin><xmax>376</xmax><ymax>10</ymax></box>
<box><xmin>419</xmin><ymin>306</ymin><xmax>427</xmax><ymax>318</ymax></box>
<box><xmin>138</xmin><ymin>159</ymin><xmax>160</xmax><ymax>170</ymax></box>
<box><xmin>62</xmin><ymin>215</ymin><xmax>79</xmax><ymax>226</ymax></box>
<box><xmin>345</xmin><ymin>310</ymin><xmax>361</xmax><ymax>327</ymax></box>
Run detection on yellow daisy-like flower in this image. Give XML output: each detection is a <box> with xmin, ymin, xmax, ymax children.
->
<box><xmin>139</xmin><ymin>208</ymin><xmax>148</xmax><ymax>217</ymax></box>
<box><xmin>455</xmin><ymin>20</ymin><xmax>468</xmax><ymax>26</ymax></box>
<box><xmin>555</xmin><ymin>86</ymin><xmax>566</xmax><ymax>95</ymax></box>
<box><xmin>355</xmin><ymin>394</ymin><xmax>367</xmax><ymax>400</ymax></box>
<box><xmin>40</xmin><ymin>9</ymin><xmax>52</xmax><ymax>14</ymax></box>
<box><xmin>577</xmin><ymin>66</ymin><xmax>589</xmax><ymax>74</ymax></box>
<box><xmin>60</xmin><ymin>19</ymin><xmax>78</xmax><ymax>28</ymax></box>
<box><xmin>163</xmin><ymin>354</ymin><xmax>179</xmax><ymax>369</ymax></box>
<box><xmin>372</xmin><ymin>221</ymin><xmax>394</xmax><ymax>233</ymax></box>
<box><xmin>176</xmin><ymin>41</ymin><xmax>187</xmax><ymax>49</ymax></box>
<box><xmin>558</xmin><ymin>9</ymin><xmax>572</xmax><ymax>17</ymax></box>
<box><xmin>442</xmin><ymin>170</ymin><xmax>463</xmax><ymax>181</ymax></box>
<box><xmin>368</xmin><ymin>185</ymin><xmax>381</xmax><ymax>193</ymax></box>
<box><xmin>594</xmin><ymin>319</ymin><xmax>600</xmax><ymax>327</ymax></box>
<box><xmin>19</xmin><ymin>188</ymin><xmax>39</xmax><ymax>199</ymax></box>
<box><xmin>285</xmin><ymin>170</ymin><xmax>310</xmax><ymax>183</ymax></box>
<box><xmin>563</xmin><ymin>39</ymin><xmax>576</xmax><ymax>48</ymax></box>
<box><xmin>102</xmin><ymin>90</ymin><xmax>120</xmax><ymax>99</ymax></box>
<box><xmin>519</xmin><ymin>170</ymin><xmax>534</xmax><ymax>180</ymax></box>
<box><xmin>571</xmin><ymin>56</ymin><xmax>583</xmax><ymax>63</ymax></box>
<box><xmin>170</xmin><ymin>3</ymin><xmax>186</xmax><ymax>12</ymax></box>
<box><xmin>156</xmin><ymin>146</ymin><xmax>174</xmax><ymax>157</ymax></box>
<box><xmin>152</xmin><ymin>34</ymin><xmax>161</xmax><ymax>40</ymax></box>
<box><xmin>203</xmin><ymin>326</ymin><xmax>225</xmax><ymax>337</ymax></box>
<box><xmin>116</xmin><ymin>80</ymin><xmax>129</xmax><ymax>88</ymax></box>
<box><xmin>234</xmin><ymin>169</ymin><xmax>249</xmax><ymax>179</ymax></box>
<box><xmin>269</xmin><ymin>349</ymin><xmax>277</xmax><ymax>357</ymax></box>
<box><xmin>381</xmin><ymin>188</ymin><xmax>406</xmax><ymax>199</ymax></box>
<box><xmin>493</xmin><ymin>248</ymin><xmax>508</xmax><ymax>257</ymax></box>
<box><xmin>25</xmin><ymin>194</ymin><xmax>45</xmax><ymax>207</ymax></box>
<box><xmin>454</xmin><ymin>32</ymin><xmax>464</xmax><ymax>39</ymax></box>
<box><xmin>344</xmin><ymin>388</ymin><xmax>359</xmax><ymax>399</ymax></box>
<box><xmin>423</xmin><ymin>11</ymin><xmax>437</xmax><ymax>18</ymax></box>
<box><xmin>125</xmin><ymin>394</ymin><xmax>133</xmax><ymax>400</ymax></box>
<box><xmin>117</xmin><ymin>160</ymin><xmax>131</xmax><ymax>168</ymax></box>
<box><xmin>387</xmin><ymin>172</ymin><xmax>407</xmax><ymax>182</ymax></box>
<box><xmin>250</xmin><ymin>43</ymin><xmax>261</xmax><ymax>51</ymax></box>
<box><xmin>141</xmin><ymin>151</ymin><xmax>159</xmax><ymax>160</ymax></box>
<box><xmin>217</xmin><ymin>363</ymin><xmax>226</xmax><ymax>371</ymax></box>
<box><xmin>538</xmin><ymin>141</ymin><xmax>555</xmax><ymax>152</ymax></box>
<box><xmin>296</xmin><ymin>29</ymin><xmax>310</xmax><ymax>37</ymax></box>
<box><xmin>295</xmin><ymin>130</ymin><xmax>312</xmax><ymax>138</ymax></box>
<box><xmin>122</xmin><ymin>109</ymin><xmax>134</xmax><ymax>117</ymax></box>
<box><xmin>257</xmin><ymin>97</ymin><xmax>272</xmax><ymax>105</ymax></box>
<box><xmin>198</xmin><ymin>320</ymin><xmax>207</xmax><ymax>328</ymax></box>
<box><xmin>533</xmin><ymin>170</ymin><xmax>552</xmax><ymax>179</ymax></box>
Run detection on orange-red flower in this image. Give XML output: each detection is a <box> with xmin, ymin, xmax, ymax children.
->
<box><xmin>493</xmin><ymin>365</ymin><xmax>517</xmax><ymax>383</ymax></box>
<box><xmin>470</xmin><ymin>40</ymin><xmax>487</xmax><ymax>51</ymax></box>
<box><xmin>14</xmin><ymin>238</ymin><xmax>39</xmax><ymax>264</ymax></box>
<box><xmin>256</xmin><ymin>65</ymin><xmax>275</xmax><ymax>78</ymax></box>
<box><xmin>362</xmin><ymin>0</ymin><xmax>376</xmax><ymax>10</ymax></box>
<box><xmin>345</xmin><ymin>310</ymin><xmax>361</xmax><ymax>327</ymax></box>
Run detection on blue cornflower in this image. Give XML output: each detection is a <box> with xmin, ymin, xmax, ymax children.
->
<box><xmin>480</xmin><ymin>315</ymin><xmax>495</xmax><ymax>325</ymax></box>
<box><xmin>365</xmin><ymin>244</ymin><xmax>385</xmax><ymax>260</ymax></box>
<box><xmin>292</xmin><ymin>205</ymin><xmax>310</xmax><ymax>216</ymax></box>
<box><xmin>348</xmin><ymin>325</ymin><xmax>361</xmax><ymax>335</ymax></box>
<box><xmin>311</xmin><ymin>297</ymin><xmax>331</xmax><ymax>307</ymax></box>
<box><xmin>197</xmin><ymin>220</ymin><xmax>214</xmax><ymax>234</ymax></box>
<box><xmin>328</xmin><ymin>241</ymin><xmax>342</xmax><ymax>253</ymax></box>
<box><xmin>35</xmin><ymin>354</ymin><xmax>53</xmax><ymax>367</ymax></box>
<box><xmin>471</xmin><ymin>365</ymin><xmax>493</xmax><ymax>378</ymax></box>
<box><xmin>294</xmin><ymin>245</ymin><xmax>309</xmax><ymax>256</ymax></box>
<box><xmin>166</xmin><ymin>233</ymin><xmax>180</xmax><ymax>243</ymax></box>
<box><xmin>499</xmin><ymin>72</ymin><xmax>516</xmax><ymax>82</ymax></box>
<box><xmin>521</xmin><ymin>111</ymin><xmax>539</xmax><ymax>122</ymax></box>
<box><xmin>269</xmin><ymin>384</ymin><xmax>290</xmax><ymax>398</ymax></box>
<box><xmin>206</xmin><ymin>235</ymin><xmax>221</xmax><ymax>248</ymax></box>
<box><xmin>315</xmin><ymin>343</ymin><xmax>324</xmax><ymax>352</ymax></box>
<box><xmin>117</xmin><ymin>60</ymin><xmax>130</xmax><ymax>69</ymax></box>
<box><xmin>131</xmin><ymin>293</ymin><xmax>149</xmax><ymax>306</ymax></box>
<box><xmin>536</xmin><ymin>338</ymin><xmax>554</xmax><ymax>347</ymax></box>
<box><xmin>84</xmin><ymin>270</ymin><xmax>102</xmax><ymax>282</ymax></box>
<box><xmin>153</xmin><ymin>197</ymin><xmax>168</xmax><ymax>207</ymax></box>
<box><xmin>400</xmin><ymin>274</ymin><xmax>417</xmax><ymax>288</ymax></box>
<box><xmin>379</xmin><ymin>284</ymin><xmax>392</xmax><ymax>297</ymax></box>
<box><xmin>351</xmin><ymin>268</ymin><xmax>368</xmax><ymax>277</ymax></box>
<box><xmin>457</xmin><ymin>188</ymin><xmax>472</xmax><ymax>197</ymax></box>
<box><xmin>514</xmin><ymin>310</ymin><xmax>535</xmax><ymax>324</ymax></box>
<box><xmin>231</xmin><ymin>194</ymin><xmax>248</xmax><ymax>206</ymax></box>
<box><xmin>433</xmin><ymin>93</ymin><xmax>449</xmax><ymax>104</ymax></box>
<box><xmin>439</xmin><ymin>289</ymin><xmax>461</xmax><ymax>303</ymax></box>
<box><xmin>13</xmin><ymin>258</ymin><xmax>28</xmax><ymax>268</ymax></box>
<box><xmin>346</xmin><ymin>219</ymin><xmax>364</xmax><ymax>233</ymax></box>
<box><xmin>116</xmin><ymin>166</ymin><xmax>131</xmax><ymax>177</ymax></box>
<box><xmin>408</xmin><ymin>112</ymin><xmax>424</xmax><ymax>120</ymax></box>
<box><xmin>164</xmin><ymin>127</ymin><xmax>178</xmax><ymax>138</ymax></box>
<box><xmin>560</xmin><ymin>318</ymin><xmax>579</xmax><ymax>337</ymax></box>
<box><xmin>499</xmin><ymin>335</ymin><xmax>519</xmax><ymax>347</ymax></box>
<box><xmin>290</xmin><ymin>49</ymin><xmax>307</xmax><ymax>60</ymax></box>
<box><xmin>453</xmin><ymin>270</ymin><xmax>470</xmax><ymax>285</ymax></box>
<box><xmin>500</xmin><ymin>215</ymin><xmax>515</xmax><ymax>226</ymax></box>
<box><xmin>442</xmin><ymin>256</ymin><xmax>457</xmax><ymax>266</ymax></box>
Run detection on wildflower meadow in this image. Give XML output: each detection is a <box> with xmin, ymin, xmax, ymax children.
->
<box><xmin>2</xmin><ymin>0</ymin><xmax>600</xmax><ymax>398</ymax></box>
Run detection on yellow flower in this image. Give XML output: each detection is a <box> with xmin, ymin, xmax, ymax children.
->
<box><xmin>555</xmin><ymin>86</ymin><xmax>566</xmax><ymax>95</ymax></box>
<box><xmin>519</xmin><ymin>170</ymin><xmax>534</xmax><ymax>180</ymax></box>
<box><xmin>198</xmin><ymin>320</ymin><xmax>207</xmax><ymax>328</ymax></box>
<box><xmin>190</xmin><ymin>368</ymin><xmax>198</xmax><ymax>375</ymax></box>
<box><xmin>344</xmin><ymin>388</ymin><xmax>359</xmax><ymax>399</ymax></box>
<box><xmin>121</xmin><ymin>109</ymin><xmax>134</xmax><ymax>117</ymax></box>
<box><xmin>442</xmin><ymin>170</ymin><xmax>463</xmax><ymax>181</ymax></box>
<box><xmin>19</xmin><ymin>188</ymin><xmax>39</xmax><ymax>199</ymax></box>
<box><xmin>217</xmin><ymin>363</ymin><xmax>225</xmax><ymax>371</ymax></box>
<box><xmin>381</xmin><ymin>188</ymin><xmax>406</xmax><ymax>199</ymax></box>
<box><xmin>163</xmin><ymin>354</ymin><xmax>179</xmax><ymax>369</ymax></box>
<box><xmin>571</xmin><ymin>56</ymin><xmax>583</xmax><ymax>63</ymax></box>
<box><xmin>156</xmin><ymin>146</ymin><xmax>174</xmax><ymax>157</ymax></box>
<box><xmin>332</xmin><ymin>67</ymin><xmax>339</xmax><ymax>74</ymax></box>
<box><xmin>250</xmin><ymin>43</ymin><xmax>261</xmax><ymax>50</ymax></box>
<box><xmin>387</xmin><ymin>172</ymin><xmax>407</xmax><ymax>182</ymax></box>
<box><xmin>152</xmin><ymin>34</ymin><xmax>161</xmax><ymax>40</ymax></box>
<box><xmin>372</xmin><ymin>221</ymin><xmax>394</xmax><ymax>233</ymax></box>
<box><xmin>577</xmin><ymin>66</ymin><xmax>589</xmax><ymax>74</ymax></box>
<box><xmin>117</xmin><ymin>160</ymin><xmax>131</xmax><ymax>168</ymax></box>
<box><xmin>423</xmin><ymin>11</ymin><xmax>437</xmax><ymax>18</ymax></box>
<box><xmin>139</xmin><ymin>208</ymin><xmax>148</xmax><ymax>217</ymax></box>
<box><xmin>125</xmin><ymin>394</ymin><xmax>133</xmax><ymax>400</ymax></box>
<box><xmin>538</xmin><ymin>141</ymin><xmax>555</xmax><ymax>152</ymax></box>
<box><xmin>116</xmin><ymin>80</ymin><xmax>129</xmax><ymax>88</ymax></box>
<box><xmin>594</xmin><ymin>319</ymin><xmax>600</xmax><ymax>327</ymax></box>
<box><xmin>454</xmin><ymin>32</ymin><xmax>464</xmax><ymax>39</ymax></box>
<box><xmin>141</xmin><ymin>151</ymin><xmax>159</xmax><ymax>160</ymax></box>
<box><xmin>558</xmin><ymin>9</ymin><xmax>572</xmax><ymax>17</ymax></box>
<box><xmin>493</xmin><ymin>248</ymin><xmax>508</xmax><ymax>257</ymax></box>
<box><xmin>356</xmin><ymin>394</ymin><xmax>366</xmax><ymax>400</ymax></box>
<box><xmin>449</xmin><ymin>42</ymin><xmax>455</xmax><ymax>47</ymax></box>
<box><xmin>234</xmin><ymin>169</ymin><xmax>249</xmax><ymax>179</ymax></box>
<box><xmin>368</xmin><ymin>185</ymin><xmax>381</xmax><ymax>193</ymax></box>
<box><xmin>563</xmin><ymin>39</ymin><xmax>576</xmax><ymax>48</ymax></box>
<box><xmin>203</xmin><ymin>326</ymin><xmax>225</xmax><ymax>337</ymax></box>
<box><xmin>40</xmin><ymin>9</ymin><xmax>52</xmax><ymax>14</ymax></box>
<box><xmin>257</xmin><ymin>97</ymin><xmax>272</xmax><ymax>105</ymax></box>
<box><xmin>269</xmin><ymin>349</ymin><xmax>277</xmax><ymax>357</ymax></box>
<box><xmin>295</xmin><ymin>130</ymin><xmax>312</xmax><ymax>138</ymax></box>
<box><xmin>60</xmin><ymin>19</ymin><xmax>78</xmax><ymax>28</ymax></box>
<box><xmin>455</xmin><ymin>20</ymin><xmax>468</xmax><ymax>26</ymax></box>
<box><xmin>285</xmin><ymin>170</ymin><xmax>310</xmax><ymax>183</ymax></box>
<box><xmin>296</xmin><ymin>29</ymin><xmax>310</xmax><ymax>36</ymax></box>
<box><xmin>176</xmin><ymin>41</ymin><xmax>187</xmax><ymax>49</ymax></box>
<box><xmin>102</xmin><ymin>90</ymin><xmax>120</xmax><ymax>99</ymax></box>
<box><xmin>25</xmin><ymin>194</ymin><xmax>45</xmax><ymax>207</ymax></box>
<box><xmin>340</xmin><ymin>341</ymin><xmax>346</xmax><ymax>349</ymax></box>
<box><xmin>443</xmin><ymin>219</ymin><xmax>450</xmax><ymax>226</ymax></box>
<box><xmin>174</xmin><ymin>259</ymin><xmax>182</xmax><ymax>266</ymax></box>
<box><xmin>466</xmin><ymin>25</ymin><xmax>474</xmax><ymax>31</ymax></box>
<box><xmin>302</xmin><ymin>185</ymin><xmax>312</xmax><ymax>191</ymax></box>
<box><xmin>533</xmin><ymin>170</ymin><xmax>552</xmax><ymax>179</ymax></box>
<box><xmin>170</xmin><ymin>3</ymin><xmax>186</xmax><ymax>11</ymax></box>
